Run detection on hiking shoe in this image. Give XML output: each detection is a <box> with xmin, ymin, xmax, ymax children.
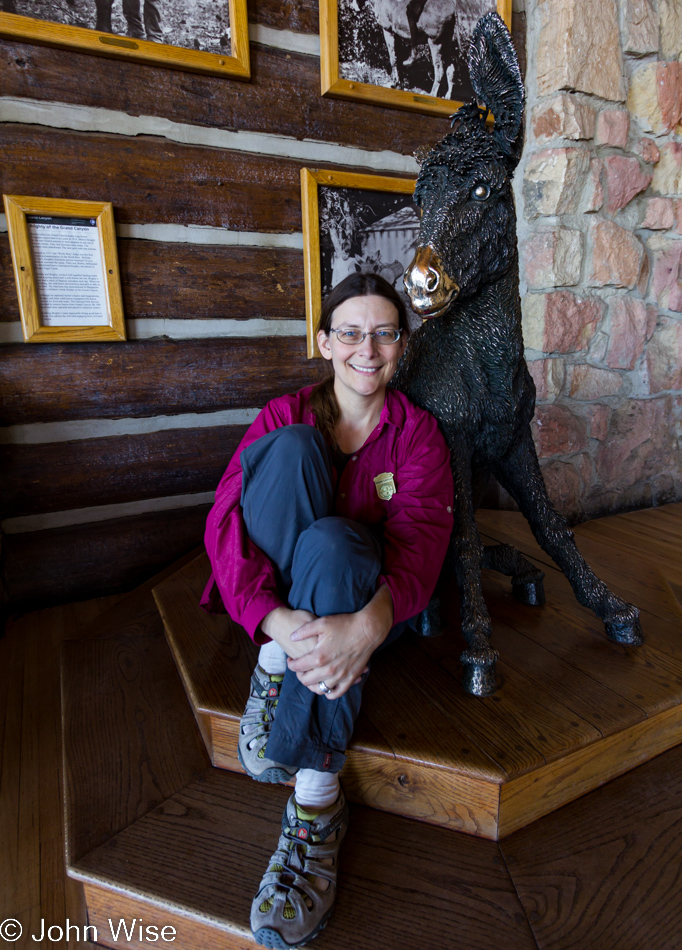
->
<box><xmin>238</xmin><ymin>666</ymin><xmax>298</xmax><ymax>784</ymax></box>
<box><xmin>251</xmin><ymin>790</ymin><xmax>349</xmax><ymax>949</ymax></box>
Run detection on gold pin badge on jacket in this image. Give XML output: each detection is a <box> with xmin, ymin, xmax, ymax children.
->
<box><xmin>373</xmin><ymin>472</ymin><xmax>396</xmax><ymax>500</ymax></box>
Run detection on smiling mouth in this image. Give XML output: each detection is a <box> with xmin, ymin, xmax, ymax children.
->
<box><xmin>350</xmin><ymin>364</ymin><xmax>380</xmax><ymax>375</ymax></box>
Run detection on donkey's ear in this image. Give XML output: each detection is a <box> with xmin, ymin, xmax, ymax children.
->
<box><xmin>468</xmin><ymin>12</ymin><xmax>525</xmax><ymax>163</ymax></box>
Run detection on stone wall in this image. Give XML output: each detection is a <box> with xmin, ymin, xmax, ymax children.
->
<box><xmin>514</xmin><ymin>0</ymin><xmax>682</xmax><ymax>522</ymax></box>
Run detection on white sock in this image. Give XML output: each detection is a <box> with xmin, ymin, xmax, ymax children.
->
<box><xmin>258</xmin><ymin>640</ymin><xmax>287</xmax><ymax>676</ymax></box>
<box><xmin>295</xmin><ymin>768</ymin><xmax>340</xmax><ymax>813</ymax></box>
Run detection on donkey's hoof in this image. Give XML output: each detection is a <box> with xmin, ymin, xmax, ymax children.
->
<box><xmin>460</xmin><ymin>645</ymin><xmax>499</xmax><ymax>696</ymax></box>
<box><xmin>415</xmin><ymin>597</ymin><xmax>442</xmax><ymax>638</ymax></box>
<box><xmin>461</xmin><ymin>660</ymin><xmax>498</xmax><ymax>696</ymax></box>
<box><xmin>512</xmin><ymin>576</ymin><xmax>546</xmax><ymax>607</ymax></box>
<box><xmin>605</xmin><ymin>608</ymin><xmax>644</xmax><ymax>646</ymax></box>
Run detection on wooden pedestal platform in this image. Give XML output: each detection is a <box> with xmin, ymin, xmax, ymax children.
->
<box><xmin>154</xmin><ymin>505</ymin><xmax>682</xmax><ymax>840</ymax></box>
<box><xmin>55</xmin><ymin>504</ymin><xmax>682</xmax><ymax>950</ymax></box>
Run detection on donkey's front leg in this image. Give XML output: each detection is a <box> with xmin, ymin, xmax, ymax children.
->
<box><xmin>450</xmin><ymin>451</ymin><xmax>500</xmax><ymax>695</ymax></box>
<box><xmin>493</xmin><ymin>425</ymin><xmax>643</xmax><ymax>645</ymax></box>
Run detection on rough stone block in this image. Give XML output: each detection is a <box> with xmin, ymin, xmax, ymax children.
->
<box><xmin>636</xmin><ymin>138</ymin><xmax>660</xmax><ymax>164</ymax></box>
<box><xmin>660</xmin><ymin>0</ymin><xmax>682</xmax><ymax>60</ymax></box>
<box><xmin>674</xmin><ymin>199</ymin><xmax>682</xmax><ymax>234</ymax></box>
<box><xmin>587</xmin><ymin>330</ymin><xmax>609</xmax><ymax>363</ymax></box>
<box><xmin>523</xmin><ymin>228</ymin><xmax>583</xmax><ymax>288</ymax></box>
<box><xmin>646</xmin><ymin>304</ymin><xmax>659</xmax><ymax>338</ymax></box>
<box><xmin>637</xmin><ymin>251</ymin><xmax>651</xmax><ymax>297</ymax></box>
<box><xmin>604</xmin><ymin>156</ymin><xmax>652</xmax><ymax>213</ymax></box>
<box><xmin>585</xmin><ymin>403</ymin><xmax>611</xmax><ymax>440</ymax></box>
<box><xmin>537</xmin><ymin>0</ymin><xmax>626</xmax><ymax>102</ymax></box>
<box><xmin>521</xmin><ymin>295</ymin><xmax>546</xmax><ymax>351</ymax></box>
<box><xmin>652</xmin><ymin>143</ymin><xmax>682</xmax><ymax>195</ymax></box>
<box><xmin>531</xmin><ymin>95</ymin><xmax>596</xmax><ymax>142</ymax></box>
<box><xmin>527</xmin><ymin>358</ymin><xmax>565</xmax><ymax>400</ymax></box>
<box><xmin>595</xmin><ymin>396</ymin><xmax>674</xmax><ymax>488</ymax></box>
<box><xmin>594</xmin><ymin>110</ymin><xmax>629</xmax><ymax>148</ymax></box>
<box><xmin>628</xmin><ymin>62</ymin><xmax>682</xmax><ymax>135</ymax></box>
<box><xmin>606</xmin><ymin>296</ymin><xmax>649</xmax><ymax>369</ymax></box>
<box><xmin>568</xmin><ymin>364</ymin><xmax>623</xmax><ymax>399</ymax></box>
<box><xmin>647</xmin><ymin>319</ymin><xmax>682</xmax><ymax>390</ymax></box>
<box><xmin>588</xmin><ymin>219</ymin><xmax>645</xmax><ymax>288</ymax></box>
<box><xmin>522</xmin><ymin>290</ymin><xmax>604</xmax><ymax>353</ymax></box>
<box><xmin>532</xmin><ymin>404</ymin><xmax>588</xmax><ymax>456</ymax></box>
<box><xmin>640</xmin><ymin>197</ymin><xmax>675</xmax><ymax>230</ymax></box>
<box><xmin>539</xmin><ymin>458</ymin><xmax>582</xmax><ymax>521</ymax></box>
<box><xmin>649</xmin><ymin>235</ymin><xmax>682</xmax><ymax>310</ymax></box>
<box><xmin>623</xmin><ymin>0</ymin><xmax>660</xmax><ymax>54</ymax></box>
<box><xmin>523</xmin><ymin>148</ymin><xmax>591</xmax><ymax>218</ymax></box>
<box><xmin>580</xmin><ymin>160</ymin><xmax>604</xmax><ymax>213</ymax></box>
<box><xmin>577</xmin><ymin>452</ymin><xmax>593</xmax><ymax>488</ymax></box>
<box><xmin>657</xmin><ymin>62</ymin><xmax>682</xmax><ymax>133</ymax></box>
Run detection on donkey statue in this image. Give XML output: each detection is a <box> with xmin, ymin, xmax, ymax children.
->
<box><xmin>392</xmin><ymin>12</ymin><xmax>643</xmax><ymax>697</ymax></box>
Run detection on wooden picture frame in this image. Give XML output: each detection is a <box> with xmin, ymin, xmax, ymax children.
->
<box><xmin>4</xmin><ymin>194</ymin><xmax>126</xmax><ymax>343</ymax></box>
<box><xmin>301</xmin><ymin>168</ymin><xmax>417</xmax><ymax>358</ymax></box>
<box><xmin>0</xmin><ymin>0</ymin><xmax>249</xmax><ymax>79</ymax></box>
<box><xmin>320</xmin><ymin>0</ymin><xmax>511</xmax><ymax>117</ymax></box>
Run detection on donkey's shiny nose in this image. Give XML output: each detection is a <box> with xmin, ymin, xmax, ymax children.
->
<box><xmin>425</xmin><ymin>269</ymin><xmax>440</xmax><ymax>293</ymax></box>
<box><xmin>404</xmin><ymin>245</ymin><xmax>459</xmax><ymax>319</ymax></box>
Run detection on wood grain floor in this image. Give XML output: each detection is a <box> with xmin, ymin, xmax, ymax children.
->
<box><xmin>2</xmin><ymin>507</ymin><xmax>682</xmax><ymax>949</ymax></box>
<box><xmin>1</xmin><ymin>595</ymin><xmax>123</xmax><ymax>949</ymax></box>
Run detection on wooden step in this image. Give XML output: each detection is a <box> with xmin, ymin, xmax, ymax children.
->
<box><xmin>59</xmin><ymin>554</ymin><xmax>682</xmax><ymax>950</ymax></box>
<box><xmin>60</xmin><ymin>605</ymin><xmax>537</xmax><ymax>950</ymax></box>
<box><xmin>154</xmin><ymin>505</ymin><xmax>682</xmax><ymax>840</ymax></box>
<box><xmin>73</xmin><ymin>770</ymin><xmax>539</xmax><ymax>950</ymax></box>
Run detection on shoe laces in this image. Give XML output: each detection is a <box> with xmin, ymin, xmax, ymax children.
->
<box><xmin>241</xmin><ymin>673</ymin><xmax>283</xmax><ymax>754</ymax></box>
<box><xmin>259</xmin><ymin>804</ymin><xmax>342</xmax><ymax>918</ymax></box>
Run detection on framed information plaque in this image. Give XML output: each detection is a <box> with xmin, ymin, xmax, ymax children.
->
<box><xmin>3</xmin><ymin>195</ymin><xmax>126</xmax><ymax>343</ymax></box>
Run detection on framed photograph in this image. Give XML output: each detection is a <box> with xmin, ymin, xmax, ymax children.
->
<box><xmin>3</xmin><ymin>194</ymin><xmax>126</xmax><ymax>343</ymax></box>
<box><xmin>320</xmin><ymin>0</ymin><xmax>511</xmax><ymax>116</ymax></box>
<box><xmin>301</xmin><ymin>168</ymin><xmax>418</xmax><ymax>358</ymax></box>
<box><xmin>0</xmin><ymin>0</ymin><xmax>249</xmax><ymax>79</ymax></box>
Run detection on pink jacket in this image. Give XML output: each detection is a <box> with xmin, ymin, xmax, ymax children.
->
<box><xmin>201</xmin><ymin>385</ymin><xmax>454</xmax><ymax>642</ymax></box>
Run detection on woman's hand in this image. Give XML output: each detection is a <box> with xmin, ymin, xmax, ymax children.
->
<box><xmin>259</xmin><ymin>606</ymin><xmax>319</xmax><ymax>660</ymax></box>
<box><xmin>287</xmin><ymin>585</ymin><xmax>394</xmax><ymax>700</ymax></box>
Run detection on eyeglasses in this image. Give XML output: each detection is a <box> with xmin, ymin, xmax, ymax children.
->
<box><xmin>329</xmin><ymin>327</ymin><xmax>402</xmax><ymax>346</ymax></box>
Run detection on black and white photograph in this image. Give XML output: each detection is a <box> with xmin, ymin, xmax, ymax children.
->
<box><xmin>0</xmin><ymin>0</ymin><xmax>231</xmax><ymax>53</ymax></box>
<box><xmin>319</xmin><ymin>185</ymin><xmax>421</xmax><ymax>325</ymax></box>
<box><xmin>337</xmin><ymin>0</ymin><xmax>496</xmax><ymax>102</ymax></box>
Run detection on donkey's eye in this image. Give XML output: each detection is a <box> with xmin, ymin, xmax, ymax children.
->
<box><xmin>472</xmin><ymin>183</ymin><xmax>491</xmax><ymax>201</ymax></box>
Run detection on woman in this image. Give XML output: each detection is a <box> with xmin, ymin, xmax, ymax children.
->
<box><xmin>202</xmin><ymin>273</ymin><xmax>453</xmax><ymax>949</ymax></box>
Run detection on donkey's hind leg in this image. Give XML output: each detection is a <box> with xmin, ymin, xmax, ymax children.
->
<box><xmin>494</xmin><ymin>427</ymin><xmax>643</xmax><ymax>646</ymax></box>
<box><xmin>482</xmin><ymin>543</ymin><xmax>546</xmax><ymax>606</ymax></box>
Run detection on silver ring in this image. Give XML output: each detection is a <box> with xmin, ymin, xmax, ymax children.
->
<box><xmin>318</xmin><ymin>681</ymin><xmax>331</xmax><ymax>694</ymax></box>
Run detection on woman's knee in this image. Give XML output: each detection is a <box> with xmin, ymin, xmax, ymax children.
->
<box><xmin>293</xmin><ymin>517</ymin><xmax>381</xmax><ymax>571</ymax></box>
<box><xmin>265</xmin><ymin>424</ymin><xmax>326</xmax><ymax>459</ymax></box>
<box><xmin>241</xmin><ymin>425</ymin><xmax>332</xmax><ymax>508</ymax></box>
<box><xmin>290</xmin><ymin>518</ymin><xmax>382</xmax><ymax>615</ymax></box>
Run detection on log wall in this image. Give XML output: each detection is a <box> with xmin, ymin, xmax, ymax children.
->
<box><xmin>0</xmin><ymin>4</ymin><xmax>525</xmax><ymax>609</ymax></box>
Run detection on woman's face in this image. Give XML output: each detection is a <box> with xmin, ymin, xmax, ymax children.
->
<box><xmin>317</xmin><ymin>294</ymin><xmax>406</xmax><ymax>401</ymax></box>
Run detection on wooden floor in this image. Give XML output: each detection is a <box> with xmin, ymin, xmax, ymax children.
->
<box><xmin>0</xmin><ymin>594</ymin><xmax>124</xmax><ymax>950</ymax></box>
<box><xmin>2</xmin><ymin>507</ymin><xmax>682</xmax><ymax>949</ymax></box>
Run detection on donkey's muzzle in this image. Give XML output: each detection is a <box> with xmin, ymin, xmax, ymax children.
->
<box><xmin>404</xmin><ymin>245</ymin><xmax>459</xmax><ymax>318</ymax></box>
